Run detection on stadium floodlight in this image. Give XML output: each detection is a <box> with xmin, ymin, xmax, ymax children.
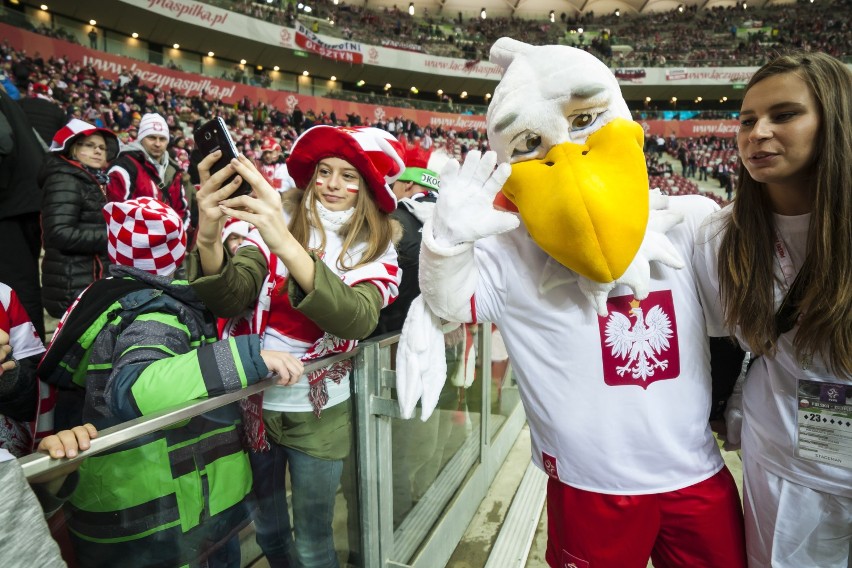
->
<box><xmin>357</xmin><ymin>80</ymin><xmax>365</xmax><ymax>87</ymax></box>
<box><xmin>614</xmin><ymin>9</ymin><xmax>620</xmax><ymax>17</ymax></box>
<box><xmin>384</xmin><ymin>83</ymin><xmax>392</xmax><ymax>90</ymax></box>
<box><xmin>303</xmin><ymin>70</ymin><xmax>310</xmax><ymax>76</ymax></box>
<box><xmin>480</xmin><ymin>8</ymin><xmax>486</xmax><ymax>19</ymax></box>
<box><xmin>208</xmin><ymin>51</ymin><xmax>215</xmax><ymax>57</ymax></box>
<box><xmin>89</xmin><ymin>19</ymin><xmax>97</xmax><ymax>25</ymax></box>
<box><xmin>274</xmin><ymin>66</ymin><xmax>280</xmax><ymax>71</ymax></box>
<box><xmin>240</xmin><ymin>59</ymin><xmax>247</xmax><ymax>65</ymax></box>
<box><xmin>460</xmin><ymin>91</ymin><xmax>468</xmax><ymax>99</ymax></box>
<box><xmin>410</xmin><ymin>87</ymin><xmax>418</xmax><ymax>94</ymax></box>
<box><xmin>173</xmin><ymin>43</ymin><xmax>180</xmax><ymax>49</ymax></box>
<box><xmin>132</xmin><ymin>32</ymin><xmax>139</xmax><ymax>39</ymax></box>
<box><xmin>485</xmin><ymin>93</ymin><xmax>491</xmax><ymax>100</ymax></box>
<box><xmin>437</xmin><ymin>89</ymin><xmax>443</xmax><ymax>96</ymax></box>
<box><xmin>678</xmin><ymin>4</ymin><xmax>684</xmax><ymax>13</ymax></box>
<box><xmin>409</xmin><ymin>2</ymin><xmax>414</xmax><ymax>16</ymax></box>
<box><xmin>40</xmin><ymin>4</ymin><xmax>48</xmax><ymax>10</ymax></box>
<box><xmin>330</xmin><ymin>75</ymin><xmax>337</xmax><ymax>81</ymax></box>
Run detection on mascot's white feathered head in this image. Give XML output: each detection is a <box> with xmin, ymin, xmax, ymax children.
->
<box><xmin>487</xmin><ymin>38</ymin><xmax>652</xmax><ymax>286</ymax></box>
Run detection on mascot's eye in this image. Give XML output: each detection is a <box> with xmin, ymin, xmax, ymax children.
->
<box><xmin>512</xmin><ymin>134</ymin><xmax>542</xmax><ymax>157</ymax></box>
<box><xmin>570</xmin><ymin>113</ymin><xmax>598</xmax><ymax>131</ymax></box>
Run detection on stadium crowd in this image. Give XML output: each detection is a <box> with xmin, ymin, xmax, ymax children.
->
<box><xmin>209</xmin><ymin>0</ymin><xmax>851</xmax><ymax>67</ymax></box>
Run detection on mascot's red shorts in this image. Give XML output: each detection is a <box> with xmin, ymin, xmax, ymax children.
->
<box><xmin>545</xmin><ymin>467</ymin><xmax>746</xmax><ymax>568</ymax></box>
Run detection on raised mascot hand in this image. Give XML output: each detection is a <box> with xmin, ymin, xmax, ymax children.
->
<box><xmin>431</xmin><ymin>151</ymin><xmax>518</xmax><ymax>246</ymax></box>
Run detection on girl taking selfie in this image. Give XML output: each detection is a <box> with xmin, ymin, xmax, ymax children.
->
<box><xmin>189</xmin><ymin>125</ymin><xmax>404</xmax><ymax>567</ymax></box>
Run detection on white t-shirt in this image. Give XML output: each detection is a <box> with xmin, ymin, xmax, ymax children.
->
<box><xmin>254</xmin><ymin>221</ymin><xmax>399</xmax><ymax>413</ymax></box>
<box><xmin>694</xmin><ymin>207</ymin><xmax>851</xmax><ymax>498</ymax></box>
<box><xmin>473</xmin><ymin>195</ymin><xmax>724</xmax><ymax>494</ymax></box>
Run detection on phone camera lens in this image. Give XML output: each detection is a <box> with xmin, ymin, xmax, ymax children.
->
<box><xmin>204</xmin><ymin>132</ymin><xmax>212</xmax><ymax>140</ymax></box>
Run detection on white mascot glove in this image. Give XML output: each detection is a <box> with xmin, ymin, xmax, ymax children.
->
<box><xmin>431</xmin><ymin>150</ymin><xmax>519</xmax><ymax>246</ymax></box>
<box><xmin>724</xmin><ymin>373</ymin><xmax>745</xmax><ymax>451</ymax></box>
<box><xmin>396</xmin><ymin>295</ymin><xmax>447</xmax><ymax>421</ymax></box>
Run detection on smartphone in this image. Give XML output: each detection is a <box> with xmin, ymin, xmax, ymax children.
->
<box><xmin>193</xmin><ymin>117</ymin><xmax>253</xmax><ymax>197</ymax></box>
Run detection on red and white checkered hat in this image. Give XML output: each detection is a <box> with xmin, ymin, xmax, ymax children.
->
<box><xmin>102</xmin><ymin>197</ymin><xmax>187</xmax><ymax>276</ymax></box>
<box><xmin>286</xmin><ymin>126</ymin><xmax>406</xmax><ymax>213</ymax></box>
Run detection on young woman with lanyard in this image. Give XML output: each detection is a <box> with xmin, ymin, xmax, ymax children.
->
<box><xmin>694</xmin><ymin>51</ymin><xmax>851</xmax><ymax>568</ymax></box>
<box><xmin>188</xmin><ymin>125</ymin><xmax>404</xmax><ymax>568</ymax></box>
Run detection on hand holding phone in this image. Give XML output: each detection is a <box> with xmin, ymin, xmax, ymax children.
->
<box><xmin>193</xmin><ymin>118</ymin><xmax>253</xmax><ymax>198</ymax></box>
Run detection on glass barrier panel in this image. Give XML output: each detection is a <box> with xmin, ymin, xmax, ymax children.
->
<box><xmin>18</xmin><ymin>354</ymin><xmax>363</xmax><ymax>568</ymax></box>
<box><xmin>388</xmin><ymin>324</ymin><xmax>482</xmax><ymax>563</ymax></box>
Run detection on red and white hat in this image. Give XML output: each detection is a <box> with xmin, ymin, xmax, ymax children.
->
<box><xmin>50</xmin><ymin>118</ymin><xmax>119</xmax><ymax>160</ymax></box>
<box><xmin>286</xmin><ymin>126</ymin><xmax>406</xmax><ymax>213</ymax></box>
<box><xmin>102</xmin><ymin>197</ymin><xmax>187</xmax><ymax>276</ymax></box>
<box><xmin>221</xmin><ymin>217</ymin><xmax>252</xmax><ymax>243</ymax></box>
<box><xmin>260</xmin><ymin>137</ymin><xmax>282</xmax><ymax>153</ymax></box>
<box><xmin>137</xmin><ymin>113</ymin><xmax>170</xmax><ymax>141</ymax></box>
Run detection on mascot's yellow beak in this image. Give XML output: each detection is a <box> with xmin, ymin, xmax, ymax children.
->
<box><xmin>502</xmin><ymin>118</ymin><xmax>648</xmax><ymax>283</ymax></box>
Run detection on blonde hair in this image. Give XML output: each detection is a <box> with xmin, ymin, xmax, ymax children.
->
<box><xmin>289</xmin><ymin>166</ymin><xmax>394</xmax><ymax>271</ymax></box>
<box><xmin>718</xmin><ymin>51</ymin><xmax>852</xmax><ymax>377</ymax></box>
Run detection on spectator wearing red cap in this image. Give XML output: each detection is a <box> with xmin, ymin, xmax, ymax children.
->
<box><xmin>189</xmin><ymin>125</ymin><xmax>405</xmax><ymax>567</ymax></box>
<box><xmin>257</xmin><ymin>136</ymin><xmax>295</xmax><ymax>193</ymax></box>
<box><xmin>106</xmin><ymin>112</ymin><xmax>192</xmax><ymax>234</ymax></box>
<box><xmin>40</xmin><ymin>118</ymin><xmax>119</xmax><ymax>318</ymax></box>
<box><xmin>37</xmin><ymin>196</ymin><xmax>304</xmax><ymax>568</ymax></box>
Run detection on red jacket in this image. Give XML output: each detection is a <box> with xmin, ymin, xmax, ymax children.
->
<box><xmin>107</xmin><ymin>149</ymin><xmax>189</xmax><ymax>227</ymax></box>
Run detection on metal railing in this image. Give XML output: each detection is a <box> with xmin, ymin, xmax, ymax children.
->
<box><xmin>19</xmin><ymin>349</ymin><xmax>360</xmax><ymax>482</ymax></box>
<box><xmin>16</xmin><ymin>324</ymin><xmax>527</xmax><ymax>568</ymax></box>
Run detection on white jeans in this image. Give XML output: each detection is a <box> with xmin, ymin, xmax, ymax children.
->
<box><xmin>742</xmin><ymin>456</ymin><xmax>852</xmax><ymax>568</ymax></box>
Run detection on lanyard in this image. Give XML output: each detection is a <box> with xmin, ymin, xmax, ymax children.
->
<box><xmin>773</xmin><ymin>229</ymin><xmax>797</xmax><ymax>289</ymax></box>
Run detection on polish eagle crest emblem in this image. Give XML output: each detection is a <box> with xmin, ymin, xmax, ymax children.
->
<box><xmin>604</xmin><ymin>298</ymin><xmax>673</xmax><ymax>382</ymax></box>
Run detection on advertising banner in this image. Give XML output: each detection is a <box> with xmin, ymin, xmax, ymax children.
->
<box><xmin>294</xmin><ymin>22</ymin><xmax>363</xmax><ymax>64</ymax></box>
<box><xmin>638</xmin><ymin>119</ymin><xmax>740</xmax><ymax>138</ymax></box>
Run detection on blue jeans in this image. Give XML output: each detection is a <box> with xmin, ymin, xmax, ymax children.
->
<box><xmin>250</xmin><ymin>444</ymin><xmax>343</xmax><ymax>568</ymax></box>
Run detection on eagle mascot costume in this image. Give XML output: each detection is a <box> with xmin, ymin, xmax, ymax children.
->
<box><xmin>397</xmin><ymin>38</ymin><xmax>748</xmax><ymax>567</ymax></box>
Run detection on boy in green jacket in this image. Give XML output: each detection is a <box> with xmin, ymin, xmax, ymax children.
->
<box><xmin>38</xmin><ymin>197</ymin><xmax>303</xmax><ymax>567</ymax></box>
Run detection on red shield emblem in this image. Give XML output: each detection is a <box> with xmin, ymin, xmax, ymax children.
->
<box><xmin>597</xmin><ymin>291</ymin><xmax>680</xmax><ymax>389</ymax></box>
<box><xmin>542</xmin><ymin>451</ymin><xmax>559</xmax><ymax>480</ymax></box>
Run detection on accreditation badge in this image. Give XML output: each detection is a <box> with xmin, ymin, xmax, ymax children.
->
<box><xmin>796</xmin><ymin>378</ymin><xmax>852</xmax><ymax>470</ymax></box>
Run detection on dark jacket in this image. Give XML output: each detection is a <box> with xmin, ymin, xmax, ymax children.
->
<box><xmin>17</xmin><ymin>97</ymin><xmax>66</xmax><ymax>148</ymax></box>
<box><xmin>39</xmin><ymin>154</ymin><xmax>110</xmax><ymax>318</ymax></box>
<box><xmin>373</xmin><ymin>191</ymin><xmax>437</xmax><ymax>336</ymax></box>
<box><xmin>0</xmin><ymin>90</ymin><xmax>43</xmax><ymax>219</ymax></box>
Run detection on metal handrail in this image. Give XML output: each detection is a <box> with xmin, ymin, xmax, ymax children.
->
<box><xmin>19</xmin><ymin>347</ymin><xmax>361</xmax><ymax>482</ymax></box>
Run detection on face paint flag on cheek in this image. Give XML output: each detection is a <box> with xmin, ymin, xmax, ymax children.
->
<box><xmin>346</xmin><ymin>184</ymin><xmax>359</xmax><ymax>194</ymax></box>
<box><xmin>315</xmin><ymin>179</ymin><xmax>324</xmax><ymax>187</ymax></box>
